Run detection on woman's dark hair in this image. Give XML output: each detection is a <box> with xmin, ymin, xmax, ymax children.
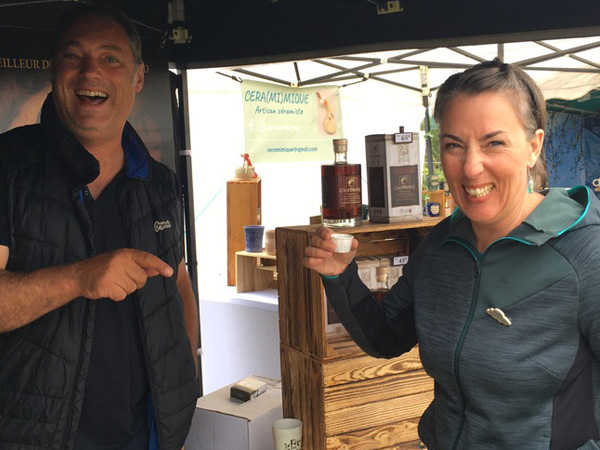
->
<box><xmin>52</xmin><ymin>5</ymin><xmax>143</xmax><ymax>66</ymax></box>
<box><xmin>433</xmin><ymin>58</ymin><xmax>547</xmax><ymax>188</ymax></box>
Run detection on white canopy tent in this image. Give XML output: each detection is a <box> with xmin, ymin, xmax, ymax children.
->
<box><xmin>217</xmin><ymin>36</ymin><xmax>600</xmax><ymax>98</ymax></box>
<box><xmin>213</xmin><ymin>36</ymin><xmax>600</xmax><ymax>175</ymax></box>
<box><xmin>187</xmin><ymin>35</ymin><xmax>600</xmax><ymax>294</ymax></box>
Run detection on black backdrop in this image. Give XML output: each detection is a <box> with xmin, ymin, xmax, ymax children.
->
<box><xmin>1</xmin><ymin>0</ymin><xmax>600</xmax><ymax>68</ymax></box>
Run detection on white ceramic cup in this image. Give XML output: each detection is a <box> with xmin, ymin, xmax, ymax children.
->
<box><xmin>330</xmin><ymin>233</ymin><xmax>353</xmax><ymax>253</ymax></box>
<box><xmin>272</xmin><ymin>418</ymin><xmax>302</xmax><ymax>450</ymax></box>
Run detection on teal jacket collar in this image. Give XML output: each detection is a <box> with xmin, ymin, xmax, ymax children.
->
<box><xmin>447</xmin><ymin>186</ymin><xmax>596</xmax><ymax>249</ymax></box>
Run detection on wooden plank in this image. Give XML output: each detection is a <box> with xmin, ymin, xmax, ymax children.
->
<box><xmin>226</xmin><ymin>178</ymin><xmax>261</xmax><ymax>285</ymax></box>
<box><xmin>324</xmin><ymin>371</ymin><xmax>433</xmax><ymax>412</ymax></box>
<box><xmin>235</xmin><ymin>253</ymin><xmax>252</xmax><ymax>293</ymax></box>
<box><xmin>289</xmin><ymin>231</ymin><xmax>312</xmax><ymax>352</ymax></box>
<box><xmin>323</xmin><ymin>346</ymin><xmax>424</xmax><ymax>386</ymax></box>
<box><xmin>280</xmin><ymin>345</ymin><xmax>327</xmax><ymax>450</ymax></box>
<box><xmin>276</xmin><ymin>227</ymin><xmax>328</xmax><ymax>356</ymax></box>
<box><xmin>355</xmin><ymin>231</ymin><xmax>409</xmax><ymax>258</ymax></box>
<box><xmin>276</xmin><ymin>228</ymin><xmax>293</xmax><ymax>347</ymax></box>
<box><xmin>326</xmin><ymin>423</ymin><xmax>424</xmax><ymax>450</ymax></box>
<box><xmin>276</xmin><ymin>229</ymin><xmax>288</xmax><ymax>345</ymax></box>
<box><xmin>324</xmin><ymin>389</ymin><xmax>434</xmax><ymax>435</ymax></box>
<box><xmin>396</xmin><ymin>441</ymin><xmax>426</xmax><ymax>450</ymax></box>
<box><xmin>235</xmin><ymin>250</ymin><xmax>276</xmax><ymax>260</ymax></box>
<box><xmin>309</xmin><ymin>269</ymin><xmax>328</xmax><ymax>358</ymax></box>
<box><xmin>281</xmin><ymin>218</ymin><xmax>442</xmax><ymax>234</ymax></box>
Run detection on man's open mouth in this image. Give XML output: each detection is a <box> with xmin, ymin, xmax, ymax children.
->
<box><xmin>76</xmin><ymin>89</ymin><xmax>108</xmax><ymax>104</ymax></box>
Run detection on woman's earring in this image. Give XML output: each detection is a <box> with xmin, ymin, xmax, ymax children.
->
<box><xmin>527</xmin><ymin>168</ymin><xmax>534</xmax><ymax>194</ymax></box>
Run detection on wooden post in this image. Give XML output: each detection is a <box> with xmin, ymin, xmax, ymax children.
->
<box><xmin>226</xmin><ymin>177</ymin><xmax>261</xmax><ymax>285</ymax></box>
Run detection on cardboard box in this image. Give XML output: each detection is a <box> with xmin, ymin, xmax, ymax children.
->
<box><xmin>365</xmin><ymin>131</ymin><xmax>423</xmax><ymax>223</ymax></box>
<box><xmin>185</xmin><ymin>379</ymin><xmax>283</xmax><ymax>450</ymax></box>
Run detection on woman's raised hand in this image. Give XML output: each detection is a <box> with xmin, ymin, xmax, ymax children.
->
<box><xmin>303</xmin><ymin>226</ymin><xmax>358</xmax><ymax>276</ymax></box>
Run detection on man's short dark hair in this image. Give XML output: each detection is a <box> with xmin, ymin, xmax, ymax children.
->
<box><xmin>52</xmin><ymin>5</ymin><xmax>143</xmax><ymax>65</ymax></box>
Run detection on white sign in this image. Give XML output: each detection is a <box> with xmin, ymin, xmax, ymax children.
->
<box><xmin>241</xmin><ymin>80</ymin><xmax>343</xmax><ymax>163</ymax></box>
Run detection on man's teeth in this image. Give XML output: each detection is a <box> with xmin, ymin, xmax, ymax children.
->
<box><xmin>76</xmin><ymin>89</ymin><xmax>108</xmax><ymax>98</ymax></box>
<box><xmin>465</xmin><ymin>184</ymin><xmax>494</xmax><ymax>198</ymax></box>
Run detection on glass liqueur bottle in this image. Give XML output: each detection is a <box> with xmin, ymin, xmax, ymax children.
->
<box><xmin>372</xmin><ymin>266</ymin><xmax>390</xmax><ymax>302</ymax></box>
<box><xmin>321</xmin><ymin>138</ymin><xmax>362</xmax><ymax>227</ymax></box>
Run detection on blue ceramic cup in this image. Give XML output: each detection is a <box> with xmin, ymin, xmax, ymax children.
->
<box><xmin>243</xmin><ymin>225</ymin><xmax>265</xmax><ymax>252</ymax></box>
<box><xmin>425</xmin><ymin>202</ymin><xmax>441</xmax><ymax>217</ymax></box>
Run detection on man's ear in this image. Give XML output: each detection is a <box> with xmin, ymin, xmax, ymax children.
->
<box><xmin>134</xmin><ymin>63</ymin><xmax>145</xmax><ymax>93</ymax></box>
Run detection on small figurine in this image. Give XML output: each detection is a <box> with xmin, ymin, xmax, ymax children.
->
<box><xmin>241</xmin><ymin>153</ymin><xmax>253</xmax><ymax>169</ymax></box>
<box><xmin>236</xmin><ymin>153</ymin><xmax>257</xmax><ymax>179</ymax></box>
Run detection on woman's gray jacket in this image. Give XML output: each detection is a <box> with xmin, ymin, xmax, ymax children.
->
<box><xmin>323</xmin><ymin>186</ymin><xmax>600</xmax><ymax>450</ymax></box>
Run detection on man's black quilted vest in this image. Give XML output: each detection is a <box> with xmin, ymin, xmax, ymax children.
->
<box><xmin>0</xmin><ymin>95</ymin><xmax>198</xmax><ymax>450</ymax></box>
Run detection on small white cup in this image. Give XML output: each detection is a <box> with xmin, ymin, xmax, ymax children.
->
<box><xmin>330</xmin><ymin>233</ymin><xmax>353</xmax><ymax>253</ymax></box>
<box><xmin>272</xmin><ymin>418</ymin><xmax>302</xmax><ymax>450</ymax></box>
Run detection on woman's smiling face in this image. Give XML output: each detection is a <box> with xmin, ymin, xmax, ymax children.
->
<box><xmin>440</xmin><ymin>91</ymin><xmax>543</xmax><ymax>232</ymax></box>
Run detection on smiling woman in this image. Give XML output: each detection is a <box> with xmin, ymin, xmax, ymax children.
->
<box><xmin>433</xmin><ymin>60</ymin><xmax>546</xmax><ymax>252</ymax></box>
<box><xmin>303</xmin><ymin>59</ymin><xmax>600</xmax><ymax>450</ymax></box>
<box><xmin>438</xmin><ymin>92</ymin><xmax>544</xmax><ymax>251</ymax></box>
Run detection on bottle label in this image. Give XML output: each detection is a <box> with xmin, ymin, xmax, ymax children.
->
<box><xmin>390</xmin><ymin>165</ymin><xmax>419</xmax><ymax>207</ymax></box>
<box><xmin>338</xmin><ymin>175</ymin><xmax>361</xmax><ymax>207</ymax></box>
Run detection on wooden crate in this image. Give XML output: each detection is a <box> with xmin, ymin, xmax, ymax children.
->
<box><xmin>235</xmin><ymin>250</ymin><xmax>277</xmax><ymax>293</ymax></box>
<box><xmin>276</xmin><ymin>220</ymin><xmax>440</xmax><ymax>450</ymax></box>
<box><xmin>226</xmin><ymin>177</ymin><xmax>261</xmax><ymax>285</ymax></box>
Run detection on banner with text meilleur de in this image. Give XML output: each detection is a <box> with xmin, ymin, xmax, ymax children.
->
<box><xmin>241</xmin><ymin>80</ymin><xmax>343</xmax><ymax>163</ymax></box>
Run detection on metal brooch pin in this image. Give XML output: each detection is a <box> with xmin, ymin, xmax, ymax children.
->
<box><xmin>486</xmin><ymin>308</ymin><xmax>512</xmax><ymax>327</ymax></box>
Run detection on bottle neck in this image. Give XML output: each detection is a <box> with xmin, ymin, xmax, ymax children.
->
<box><xmin>376</xmin><ymin>267</ymin><xmax>389</xmax><ymax>288</ymax></box>
<box><xmin>377</xmin><ymin>276</ymin><xmax>389</xmax><ymax>289</ymax></box>
<box><xmin>334</xmin><ymin>151</ymin><xmax>348</xmax><ymax>165</ymax></box>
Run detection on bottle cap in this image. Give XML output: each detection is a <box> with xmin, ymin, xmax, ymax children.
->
<box><xmin>333</xmin><ymin>139</ymin><xmax>348</xmax><ymax>153</ymax></box>
<box><xmin>375</xmin><ymin>266</ymin><xmax>389</xmax><ymax>283</ymax></box>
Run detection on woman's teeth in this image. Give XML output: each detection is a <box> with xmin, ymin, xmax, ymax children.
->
<box><xmin>465</xmin><ymin>184</ymin><xmax>494</xmax><ymax>198</ymax></box>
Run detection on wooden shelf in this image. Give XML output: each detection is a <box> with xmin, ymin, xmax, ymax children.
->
<box><xmin>235</xmin><ymin>250</ymin><xmax>277</xmax><ymax>293</ymax></box>
<box><xmin>281</xmin><ymin>217</ymin><xmax>442</xmax><ymax>234</ymax></box>
<box><xmin>276</xmin><ymin>221</ymin><xmax>438</xmax><ymax>450</ymax></box>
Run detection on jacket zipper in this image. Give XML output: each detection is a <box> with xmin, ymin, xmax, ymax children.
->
<box><xmin>64</xmin><ymin>189</ymin><xmax>95</xmax><ymax>448</ymax></box>
<box><xmin>132</xmin><ymin>290</ymin><xmax>163</xmax><ymax>449</ymax></box>
<box><xmin>450</xmin><ymin>246</ymin><xmax>484</xmax><ymax>450</ymax></box>
<box><xmin>443</xmin><ymin>235</ymin><xmax>535</xmax><ymax>449</ymax></box>
<box><xmin>119</xmin><ymin>181</ymin><xmax>164</xmax><ymax>450</ymax></box>
<box><xmin>63</xmin><ymin>300</ymin><xmax>90</xmax><ymax>448</ymax></box>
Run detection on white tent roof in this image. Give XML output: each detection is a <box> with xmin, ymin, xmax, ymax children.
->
<box><xmin>537</xmin><ymin>72</ymin><xmax>600</xmax><ymax>100</ymax></box>
<box><xmin>217</xmin><ymin>36</ymin><xmax>600</xmax><ymax>105</ymax></box>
